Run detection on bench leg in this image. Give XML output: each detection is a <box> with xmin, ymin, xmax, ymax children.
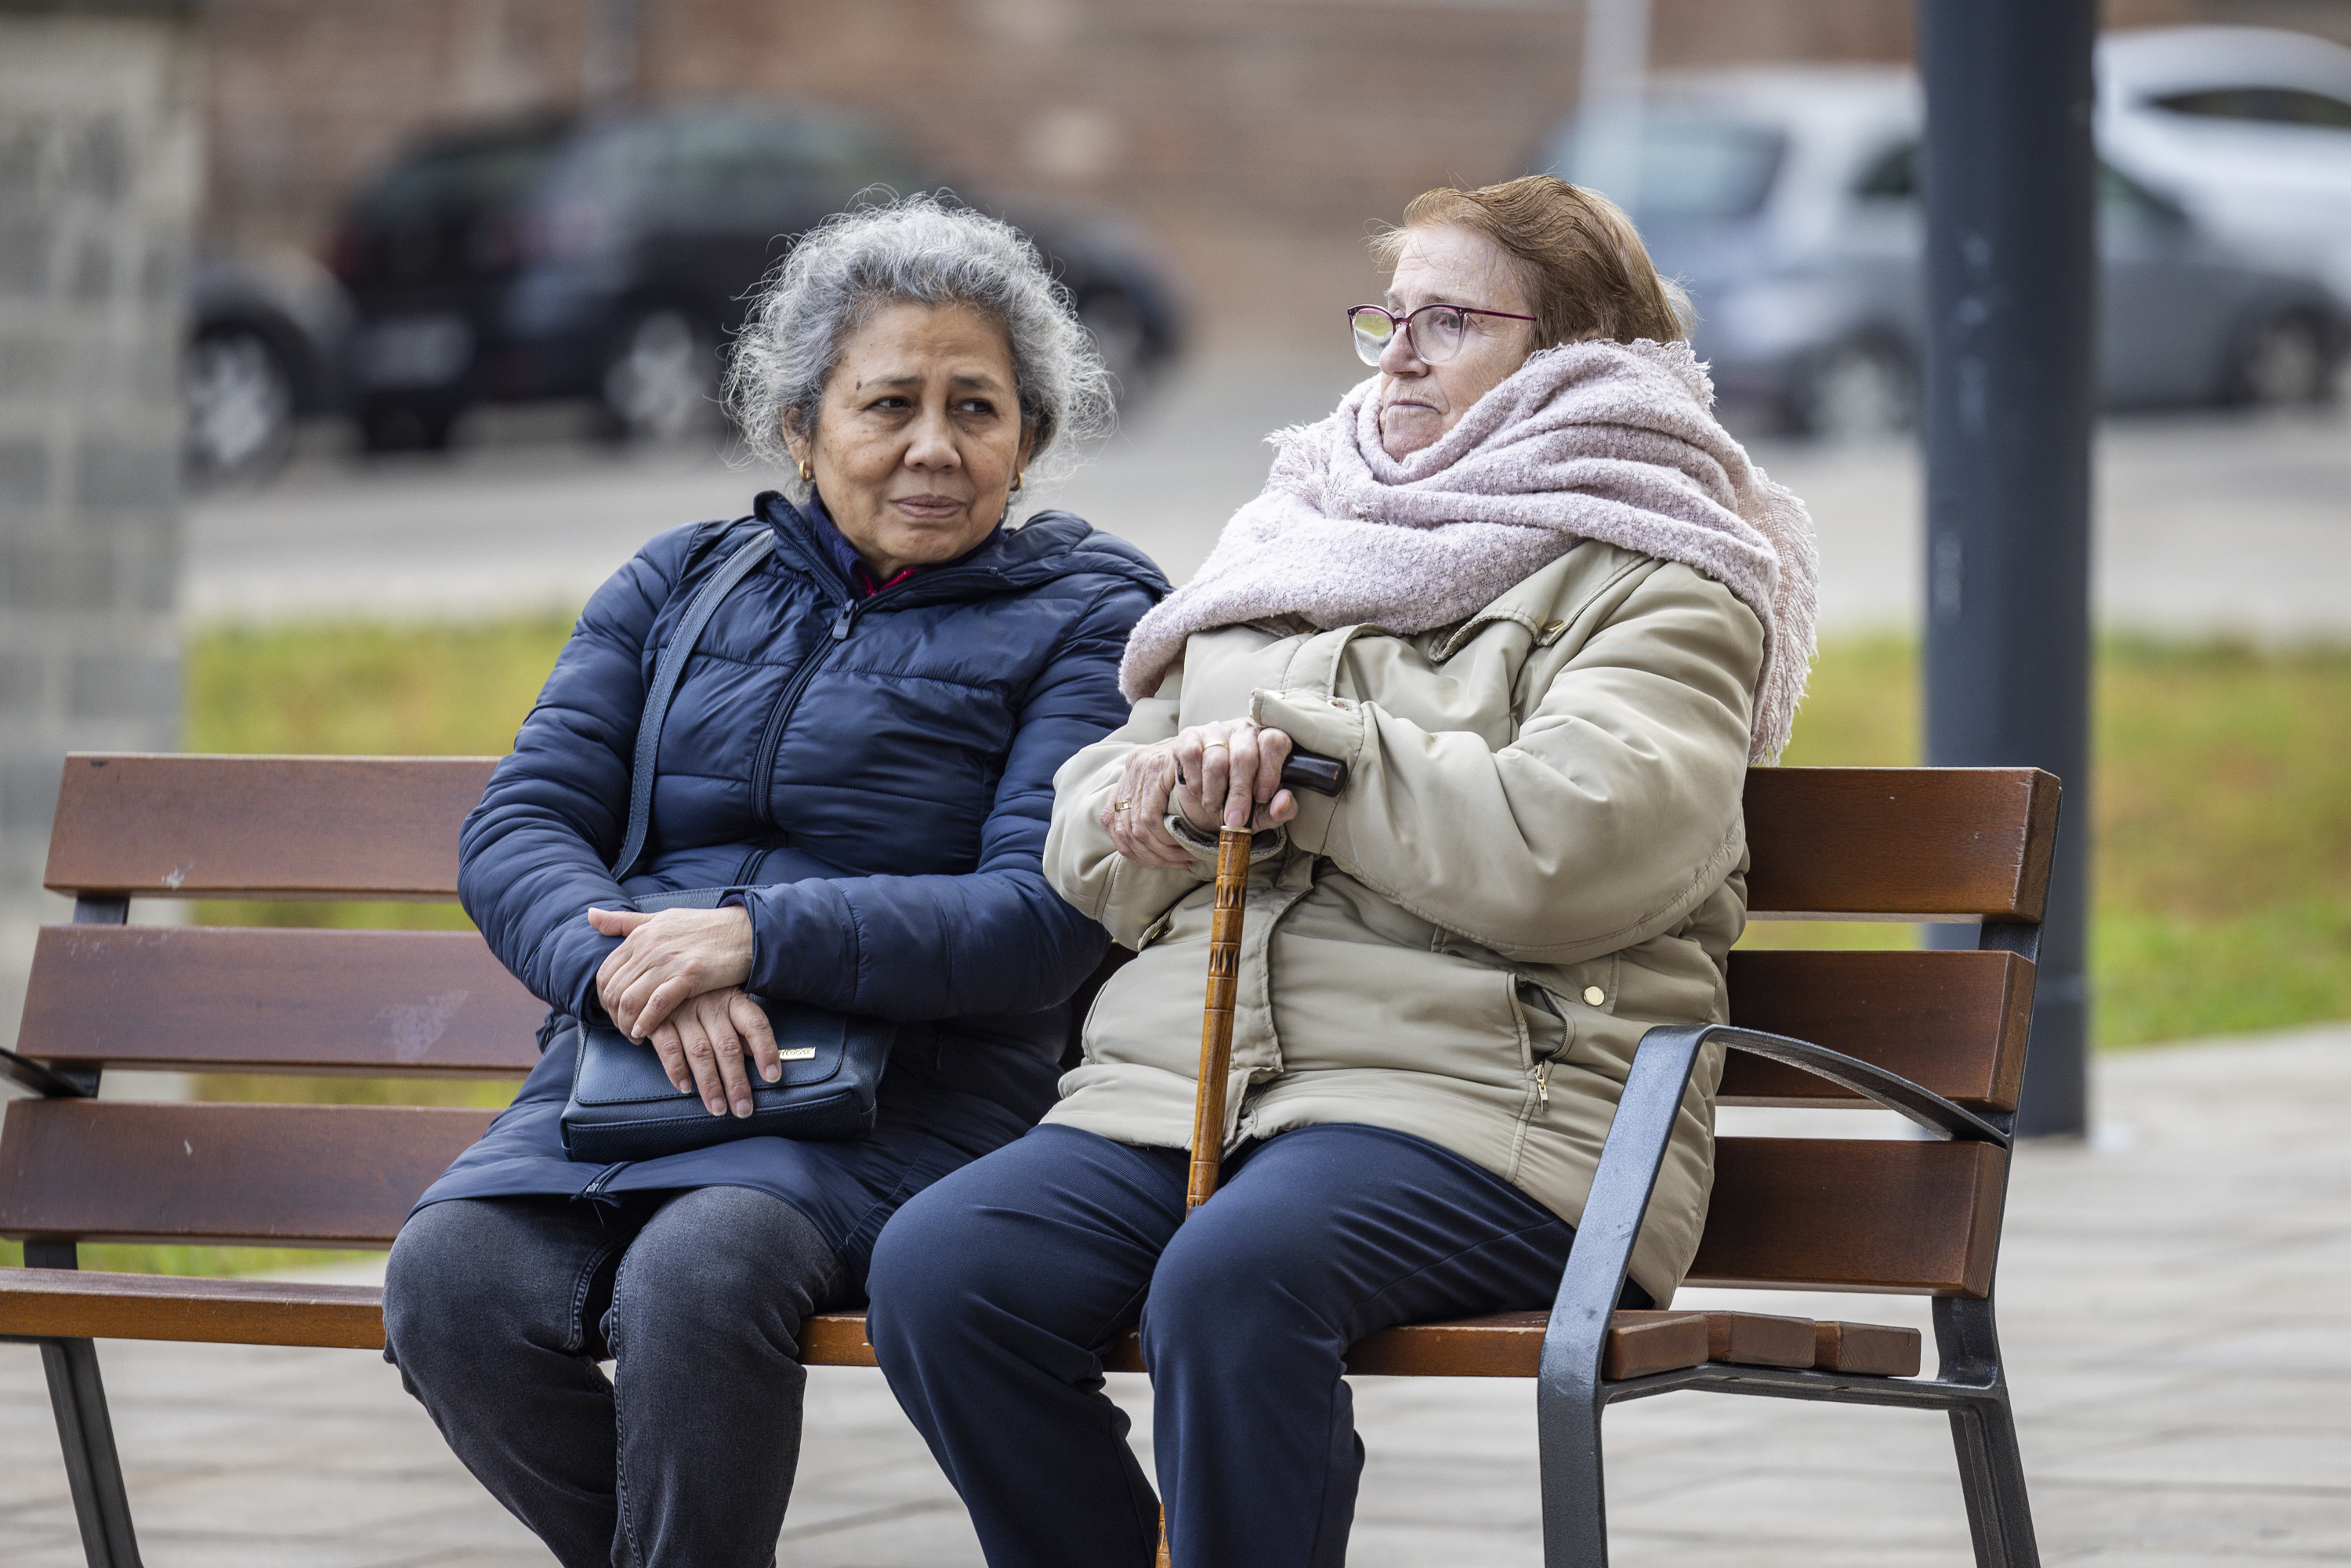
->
<box><xmin>1934</xmin><ymin>1295</ymin><xmax>2038</xmax><ymax>1568</ymax></box>
<box><xmin>1535</xmin><ymin>1382</ymin><xmax>1609</xmax><ymax>1566</ymax></box>
<box><xmin>38</xmin><ymin>1337</ymin><xmax>144</xmax><ymax>1568</ymax></box>
<box><xmin>1949</xmin><ymin>1392</ymin><xmax>2039</xmax><ymax>1568</ymax></box>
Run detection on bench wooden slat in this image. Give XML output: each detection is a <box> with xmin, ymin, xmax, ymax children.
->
<box><xmin>15</xmin><ymin>935</ymin><xmax>2031</xmax><ymax>1110</ymax></box>
<box><xmin>0</xmin><ymin>1102</ymin><xmax>495</xmax><ymax>1247</ymax></box>
<box><xmin>1687</xmin><ymin>1137</ymin><xmax>2008</xmax><ymax>1298</ymax></box>
<box><xmin>0</xmin><ymin>1279</ymin><xmax>1918</xmax><ymax>1386</ymax></box>
<box><xmin>16</xmin><ymin>925</ymin><xmax>545</xmax><ymax>1077</ymax></box>
<box><xmin>1814</xmin><ymin>1319</ymin><xmax>1924</xmax><ymax>1376</ymax></box>
<box><xmin>42</xmin><ymin>754</ymin><xmax>498</xmax><ymax>901</ymax></box>
<box><xmin>42</xmin><ymin>756</ymin><xmax>2057</xmax><ymax>924</ymax></box>
<box><xmin>1721</xmin><ymin>949</ymin><xmax>2032</xmax><ymax>1112</ymax></box>
<box><xmin>1701</xmin><ymin>1309</ymin><xmax>1817</xmax><ymax>1368</ymax></box>
<box><xmin>1742</xmin><ymin>766</ymin><xmax>2058</xmax><ymax>922</ymax></box>
<box><xmin>1</xmin><ymin>1112</ymin><xmax>2009</xmax><ymax>1300</ymax></box>
<box><xmin>0</xmin><ymin>1269</ymin><xmax>386</xmax><ymax>1350</ymax></box>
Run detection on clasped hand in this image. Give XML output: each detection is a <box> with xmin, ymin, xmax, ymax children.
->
<box><xmin>1099</xmin><ymin>717</ymin><xmax>1299</xmax><ymax>869</ymax></box>
<box><xmin>587</xmin><ymin>905</ymin><xmax>773</xmax><ymax>1120</ymax></box>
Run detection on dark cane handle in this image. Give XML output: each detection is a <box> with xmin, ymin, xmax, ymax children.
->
<box><xmin>1279</xmin><ymin>749</ymin><xmax>1348</xmax><ymax>796</ymax></box>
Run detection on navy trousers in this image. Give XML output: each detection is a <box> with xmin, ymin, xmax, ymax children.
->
<box><xmin>868</xmin><ymin>1121</ymin><xmax>1621</xmax><ymax>1568</ymax></box>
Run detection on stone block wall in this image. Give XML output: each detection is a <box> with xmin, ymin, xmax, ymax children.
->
<box><xmin>0</xmin><ymin>4</ymin><xmax>197</xmax><ymax>1048</ymax></box>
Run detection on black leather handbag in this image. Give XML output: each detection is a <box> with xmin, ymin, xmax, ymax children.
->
<box><xmin>559</xmin><ymin>529</ymin><xmax>895</xmax><ymax>1164</ymax></box>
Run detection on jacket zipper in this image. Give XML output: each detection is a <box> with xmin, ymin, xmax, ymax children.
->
<box><xmin>574</xmin><ymin>1161</ymin><xmax>631</xmax><ymax>1219</ymax></box>
<box><xmin>744</xmin><ymin>567</ymin><xmax>1005</xmax><ymax>830</ymax></box>
<box><xmin>747</xmin><ymin>599</ymin><xmax>857</xmax><ymax>829</ymax></box>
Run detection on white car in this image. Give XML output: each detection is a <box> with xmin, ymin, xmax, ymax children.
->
<box><xmin>1536</xmin><ymin>63</ymin><xmax>2349</xmax><ymax>436</ymax></box>
<box><xmin>2099</xmin><ymin>24</ymin><xmax>2351</xmax><ymax>333</ymax></box>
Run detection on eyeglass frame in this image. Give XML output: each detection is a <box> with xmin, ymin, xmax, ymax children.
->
<box><xmin>1346</xmin><ymin>301</ymin><xmax>1539</xmax><ymax>366</ymax></box>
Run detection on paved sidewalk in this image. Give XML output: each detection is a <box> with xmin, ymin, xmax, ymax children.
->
<box><xmin>3</xmin><ymin>1024</ymin><xmax>2346</xmax><ymax>1566</ymax></box>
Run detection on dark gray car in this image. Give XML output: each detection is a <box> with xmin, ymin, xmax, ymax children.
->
<box><xmin>330</xmin><ymin>105</ymin><xmax>1186</xmax><ymax>452</ymax></box>
<box><xmin>1536</xmin><ymin>67</ymin><xmax>2348</xmax><ymax>436</ymax></box>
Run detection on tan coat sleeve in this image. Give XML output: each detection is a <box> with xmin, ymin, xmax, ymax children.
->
<box><xmin>1044</xmin><ymin>664</ymin><xmax>1230</xmax><ymax>949</ymax></box>
<box><xmin>1253</xmin><ymin>563</ymin><xmax>1764</xmax><ymax>965</ymax></box>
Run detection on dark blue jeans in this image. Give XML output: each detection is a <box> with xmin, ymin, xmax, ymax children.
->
<box><xmin>868</xmin><ymin>1122</ymin><xmax>1617</xmax><ymax>1568</ymax></box>
<box><xmin>383</xmin><ymin>1186</ymin><xmax>846</xmax><ymax>1568</ymax></box>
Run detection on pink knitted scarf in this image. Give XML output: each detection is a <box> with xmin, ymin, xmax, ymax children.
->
<box><xmin>1117</xmin><ymin>339</ymin><xmax>1819</xmax><ymax>762</ymax></box>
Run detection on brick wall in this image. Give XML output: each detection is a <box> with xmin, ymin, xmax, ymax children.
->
<box><xmin>0</xmin><ymin>5</ymin><xmax>197</xmax><ymax>1046</ymax></box>
<box><xmin>199</xmin><ymin>0</ymin><xmax>2351</xmax><ymax>354</ymax></box>
<box><xmin>199</xmin><ymin>0</ymin><xmax>1930</xmax><ymax>351</ymax></box>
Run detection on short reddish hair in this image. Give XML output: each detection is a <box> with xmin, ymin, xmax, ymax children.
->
<box><xmin>1373</xmin><ymin>176</ymin><xmax>1694</xmax><ymax>349</ymax></box>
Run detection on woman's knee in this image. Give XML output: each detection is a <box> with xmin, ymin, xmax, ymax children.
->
<box><xmin>1139</xmin><ymin>1216</ymin><xmax>1342</xmax><ymax>1369</ymax></box>
<box><xmin>610</xmin><ymin>1188</ymin><xmax>838</xmax><ymax>1352</ymax></box>
<box><xmin>382</xmin><ymin>1200</ymin><xmax>556</xmax><ymax>1371</ymax></box>
<box><xmin>864</xmin><ymin>1179</ymin><xmax>998</xmax><ymax>1362</ymax></box>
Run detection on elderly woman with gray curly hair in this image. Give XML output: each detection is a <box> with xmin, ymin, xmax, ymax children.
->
<box><xmin>379</xmin><ymin>196</ymin><xmax>1166</xmax><ymax>1568</ymax></box>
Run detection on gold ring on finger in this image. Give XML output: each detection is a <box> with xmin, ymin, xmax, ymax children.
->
<box><xmin>1114</xmin><ymin>798</ymin><xmax>1133</xmax><ymax>811</ymax></box>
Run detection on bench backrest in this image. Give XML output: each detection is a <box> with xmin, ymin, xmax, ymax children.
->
<box><xmin>5</xmin><ymin>754</ymin><xmax>2056</xmax><ymax>1299</ymax></box>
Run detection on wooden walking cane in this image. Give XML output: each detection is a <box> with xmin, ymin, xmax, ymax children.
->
<box><xmin>1186</xmin><ymin>823</ymin><xmax>1253</xmax><ymax>1209</ymax></box>
<box><xmin>1157</xmin><ymin>749</ymin><xmax>1347</xmax><ymax>1566</ymax></box>
<box><xmin>1155</xmin><ymin>824</ymin><xmax>1250</xmax><ymax>1568</ymax></box>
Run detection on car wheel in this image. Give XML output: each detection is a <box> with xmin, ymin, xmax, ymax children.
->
<box><xmin>600</xmin><ymin>308</ymin><xmax>718</xmax><ymax>443</ymax></box>
<box><xmin>2232</xmin><ymin>312</ymin><xmax>2331</xmax><ymax>406</ymax></box>
<box><xmin>185</xmin><ymin>327</ymin><xmax>295</xmax><ymax>485</ymax></box>
<box><xmin>1793</xmin><ymin>339</ymin><xmax>1917</xmax><ymax>441</ymax></box>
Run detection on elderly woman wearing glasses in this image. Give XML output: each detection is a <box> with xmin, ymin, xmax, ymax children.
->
<box><xmin>867</xmin><ymin>176</ymin><xmax>1820</xmax><ymax>1568</ymax></box>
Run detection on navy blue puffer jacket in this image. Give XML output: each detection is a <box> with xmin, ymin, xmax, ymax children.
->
<box><xmin>411</xmin><ymin>494</ymin><xmax>1165</xmax><ymax>1273</ymax></box>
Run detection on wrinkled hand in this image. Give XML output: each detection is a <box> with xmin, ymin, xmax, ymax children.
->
<box><xmin>647</xmin><ymin>986</ymin><xmax>781</xmax><ymax>1120</ymax></box>
<box><xmin>587</xmin><ymin>905</ymin><xmax>755</xmax><ymax>1042</ymax></box>
<box><xmin>1099</xmin><ymin>718</ymin><xmax>1297</xmax><ymax>869</ymax></box>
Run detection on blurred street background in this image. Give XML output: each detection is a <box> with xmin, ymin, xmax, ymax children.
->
<box><xmin>5</xmin><ymin>0</ymin><xmax>2350</xmax><ymax>1563</ymax></box>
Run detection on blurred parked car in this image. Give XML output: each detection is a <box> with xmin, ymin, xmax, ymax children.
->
<box><xmin>187</xmin><ymin>250</ymin><xmax>350</xmax><ymax>483</ymax></box>
<box><xmin>328</xmin><ymin>105</ymin><xmax>1186</xmax><ymax>451</ymax></box>
<box><xmin>2099</xmin><ymin>27</ymin><xmax>2351</xmax><ymax>346</ymax></box>
<box><xmin>1535</xmin><ymin>67</ymin><xmax>2349</xmax><ymax>437</ymax></box>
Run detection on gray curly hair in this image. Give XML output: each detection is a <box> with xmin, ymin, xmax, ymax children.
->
<box><xmin>724</xmin><ymin>194</ymin><xmax>1114</xmax><ymax>502</ymax></box>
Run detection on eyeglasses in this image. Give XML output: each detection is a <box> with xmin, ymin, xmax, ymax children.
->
<box><xmin>1347</xmin><ymin>302</ymin><xmax>1538</xmax><ymax>367</ymax></box>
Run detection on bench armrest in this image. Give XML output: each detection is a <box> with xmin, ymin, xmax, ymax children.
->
<box><xmin>1538</xmin><ymin>1019</ymin><xmax>2005</xmax><ymax>1407</ymax></box>
<box><xmin>1709</xmin><ymin>1027</ymin><xmax>2012</xmax><ymax>1146</ymax></box>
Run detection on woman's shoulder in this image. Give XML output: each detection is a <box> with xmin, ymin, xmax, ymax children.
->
<box><xmin>994</xmin><ymin>511</ymin><xmax>1171</xmax><ymax>603</ymax></box>
<box><xmin>634</xmin><ymin>512</ymin><xmax>768</xmax><ymax>585</ymax></box>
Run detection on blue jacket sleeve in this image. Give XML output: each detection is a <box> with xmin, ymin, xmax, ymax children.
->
<box><xmin>455</xmin><ymin>523</ymin><xmax>712</xmax><ymax>1020</ymax></box>
<box><xmin>736</xmin><ymin>578</ymin><xmax>1154</xmax><ymax>1022</ymax></box>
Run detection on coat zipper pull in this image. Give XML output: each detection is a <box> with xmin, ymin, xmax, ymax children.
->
<box><xmin>1534</xmin><ymin>1060</ymin><xmax>1552</xmax><ymax>1108</ymax></box>
<box><xmin>831</xmin><ymin>604</ymin><xmax>855</xmax><ymax>640</ymax></box>
<box><xmin>574</xmin><ymin>1161</ymin><xmax>631</xmax><ymax>1220</ymax></box>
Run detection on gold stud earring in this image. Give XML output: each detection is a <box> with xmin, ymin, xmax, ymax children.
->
<box><xmin>798</xmin><ymin>458</ymin><xmax>813</xmax><ymax>483</ymax></box>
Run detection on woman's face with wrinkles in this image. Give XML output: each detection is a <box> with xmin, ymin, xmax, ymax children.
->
<box><xmin>1374</xmin><ymin>224</ymin><xmax>1539</xmax><ymax>460</ymax></box>
<box><xmin>788</xmin><ymin>301</ymin><xmax>1034</xmax><ymax>582</ymax></box>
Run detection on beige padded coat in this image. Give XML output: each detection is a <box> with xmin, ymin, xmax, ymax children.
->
<box><xmin>1041</xmin><ymin>541</ymin><xmax>1766</xmax><ymax>1305</ymax></box>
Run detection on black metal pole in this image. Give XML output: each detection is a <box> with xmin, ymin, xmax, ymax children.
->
<box><xmin>1920</xmin><ymin>0</ymin><xmax>2098</xmax><ymax>1137</ymax></box>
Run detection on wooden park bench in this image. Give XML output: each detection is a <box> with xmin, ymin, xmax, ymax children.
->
<box><xmin>0</xmin><ymin>752</ymin><xmax>2056</xmax><ymax>1568</ymax></box>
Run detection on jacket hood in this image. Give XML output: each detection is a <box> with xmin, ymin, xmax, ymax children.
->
<box><xmin>752</xmin><ymin>491</ymin><xmax>1168</xmax><ymax>603</ymax></box>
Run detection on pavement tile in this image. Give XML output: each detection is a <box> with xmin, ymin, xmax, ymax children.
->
<box><xmin>2031</xmin><ymin>1479</ymin><xmax>2351</xmax><ymax>1558</ymax></box>
<box><xmin>2028</xmin><ymin>1428</ymin><xmax>2351</xmax><ymax>1491</ymax></box>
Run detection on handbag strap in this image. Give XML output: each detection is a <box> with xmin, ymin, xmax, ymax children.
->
<box><xmin>610</xmin><ymin>527</ymin><xmax>778</xmax><ymax>880</ymax></box>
